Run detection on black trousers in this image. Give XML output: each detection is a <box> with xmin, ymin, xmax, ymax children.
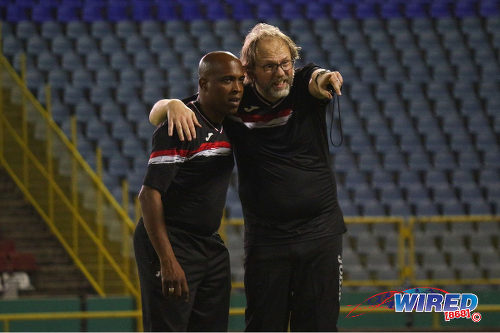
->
<box><xmin>134</xmin><ymin>219</ymin><xmax>231</xmax><ymax>332</ymax></box>
<box><xmin>244</xmin><ymin>234</ymin><xmax>343</xmax><ymax>332</ymax></box>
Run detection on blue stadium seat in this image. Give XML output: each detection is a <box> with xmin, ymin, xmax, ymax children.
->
<box><xmin>49</xmin><ymin>35</ymin><xmax>72</xmax><ymax>56</ymax></box>
<box><xmin>330</xmin><ymin>2</ymin><xmax>353</xmax><ymax>19</ymax></box>
<box><xmin>150</xmin><ymin>34</ymin><xmax>171</xmax><ymax>55</ymax></box>
<box><xmin>468</xmin><ymin>199</ymin><xmax>491</xmax><ymax>215</ymax></box>
<box><xmin>48</xmin><ymin>68</ymin><xmax>69</xmax><ymax>89</ymax></box>
<box><xmin>380</xmin><ymin>1</ymin><xmax>402</xmax><ymax>18</ymax></box>
<box><xmin>455</xmin><ymin>0</ymin><xmax>478</xmax><ymax>17</ymax></box>
<box><xmin>388</xmin><ymin>199</ymin><xmax>412</xmax><ymax>216</ymax></box>
<box><xmin>107</xmin><ymin>2</ymin><xmax>129</xmax><ymax>22</ymax></box>
<box><xmin>459</xmin><ymin>183</ymin><xmax>484</xmax><ymax>202</ymax></box>
<box><xmin>107</xmin><ymin>155</ymin><xmax>129</xmax><ymax>177</ymax></box>
<box><xmin>370</xmin><ymin>168</ymin><xmax>395</xmax><ymax>188</ymax></box>
<box><xmin>441</xmin><ymin>200</ymin><xmax>466</xmax><ymax>215</ymax></box>
<box><xmin>206</xmin><ymin>2</ymin><xmax>227</xmax><ymax>20</ymax></box>
<box><xmin>457</xmin><ymin>150</ymin><xmax>482</xmax><ymax>170</ymax></box>
<box><xmin>89</xmin><ymin>86</ymin><xmax>112</xmax><ymax>105</ymax></box>
<box><xmin>26</xmin><ymin>35</ymin><xmax>47</xmax><ymax>55</ymax></box>
<box><xmin>85</xmin><ymin>117</ymin><xmax>111</xmax><ymax>144</ymax></box>
<box><xmin>480</xmin><ymin>0</ymin><xmax>500</xmax><ymax>16</ymax></box>
<box><xmin>173</xmin><ymin>34</ymin><xmax>196</xmax><ymax>53</ymax></box>
<box><xmin>431</xmin><ymin>182</ymin><xmax>457</xmax><ymax>203</ymax></box>
<box><xmin>75</xmin><ymin>36</ymin><xmax>98</xmax><ymax>57</ymax></box>
<box><xmin>355</xmin><ymin>2</ymin><xmax>377</xmax><ymax>19</ymax></box>
<box><xmin>2</xmin><ymin>35</ymin><xmax>23</xmax><ymax>57</ymax></box>
<box><xmin>133</xmin><ymin>50</ymin><xmax>155</xmax><ymax>70</ymax></box>
<box><xmin>82</xmin><ymin>3</ymin><xmax>104</xmax><ymax>22</ymax></box>
<box><xmin>111</xmin><ymin>117</ymin><xmax>134</xmax><ymax>141</ymax></box>
<box><xmin>91</xmin><ymin>21</ymin><xmax>113</xmax><ymax>39</ymax></box>
<box><xmin>63</xmin><ymin>85</ymin><xmax>86</xmax><ymax>105</ymax></box>
<box><xmin>110</xmin><ymin>51</ymin><xmax>132</xmax><ymax>70</ymax></box>
<box><xmin>363</xmin><ymin>200</ymin><xmax>385</xmax><ymax>216</ymax></box>
<box><xmin>116</xmin><ymin>85</ymin><xmax>140</xmax><ymax>105</ymax></box>
<box><xmin>85</xmin><ymin>51</ymin><xmax>107</xmax><ymax>71</ymax></box>
<box><xmin>231</xmin><ymin>2</ymin><xmax>254</xmax><ymax>20</ymax></box>
<box><xmin>72</xmin><ymin>68</ymin><xmax>93</xmax><ymax>89</ymax></box>
<box><xmin>429</xmin><ymin>0</ymin><xmax>452</xmax><ymax>18</ymax></box>
<box><xmin>67</xmin><ymin>21</ymin><xmax>88</xmax><ymax>39</ymax></box>
<box><xmin>157</xmin><ymin>2</ymin><xmax>179</xmax><ymax>20</ymax></box>
<box><xmin>383</xmin><ymin>150</ymin><xmax>407</xmax><ymax>172</ymax></box>
<box><xmin>374</xmin><ymin>134</ymin><xmax>398</xmax><ymax>153</ymax></box>
<box><xmin>139</xmin><ymin>21</ymin><xmax>162</xmax><ymax>38</ymax></box>
<box><xmin>451</xmin><ymin>170</ymin><xmax>475</xmax><ymax>187</ymax></box>
<box><xmin>117</xmin><ymin>21</ymin><xmax>138</xmax><ymax>39</ymax></box>
<box><xmin>408</xmin><ymin>151</ymin><xmax>432</xmax><ymax>171</ymax></box>
<box><xmin>57</xmin><ymin>3</ymin><xmax>80</xmax><ymax>22</ymax></box>
<box><xmin>180</xmin><ymin>2</ymin><xmax>203</xmax><ymax>20</ymax></box>
<box><xmin>7</xmin><ymin>4</ymin><xmax>29</xmax><ymax>22</ymax></box>
<box><xmin>32</xmin><ymin>3</ymin><xmax>56</xmax><ymax>22</ymax></box>
<box><xmin>136</xmin><ymin>120</ymin><xmax>155</xmax><ymax>144</ymax></box>
<box><xmin>344</xmin><ymin>169</ymin><xmax>366</xmax><ymax>189</ymax></box>
<box><xmin>280</xmin><ymin>2</ymin><xmax>303</xmax><ymax>20</ymax></box>
<box><xmin>305</xmin><ymin>2</ymin><xmax>328</xmax><ymax>19</ymax></box>
<box><xmin>358</xmin><ymin>151</ymin><xmax>381</xmax><ymax>171</ymax></box>
<box><xmin>101</xmin><ymin>35</ymin><xmax>122</xmax><ymax>54</ymax></box>
<box><xmin>131</xmin><ymin>0</ymin><xmax>153</xmax><ymax>21</ymax></box>
<box><xmin>94</xmin><ymin>68</ymin><xmax>116</xmax><ymax>88</ymax></box>
<box><xmin>415</xmin><ymin>199</ymin><xmax>439</xmax><ymax>216</ymax></box>
<box><xmin>125</xmin><ymin>100</ymin><xmax>147</xmax><ymax>123</ymax></box>
<box><xmin>379</xmin><ymin>184</ymin><xmax>403</xmax><ymax>203</ymax></box>
<box><xmin>142</xmin><ymin>85</ymin><xmax>165</xmax><ymax>105</ymax></box>
<box><xmin>143</xmin><ymin>68</ymin><xmax>165</xmax><ymax>88</ymax></box>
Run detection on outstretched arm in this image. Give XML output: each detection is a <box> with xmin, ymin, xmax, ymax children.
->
<box><xmin>150</xmin><ymin>99</ymin><xmax>201</xmax><ymax>141</ymax></box>
<box><xmin>309</xmin><ymin>69</ymin><xmax>343</xmax><ymax>100</ymax></box>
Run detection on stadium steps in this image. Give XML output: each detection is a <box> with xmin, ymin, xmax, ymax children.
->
<box><xmin>0</xmin><ymin>170</ymin><xmax>94</xmax><ymax>297</ymax></box>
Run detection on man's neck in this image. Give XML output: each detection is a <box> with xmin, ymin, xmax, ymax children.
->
<box><xmin>195</xmin><ymin>100</ymin><xmax>224</xmax><ymax>125</ymax></box>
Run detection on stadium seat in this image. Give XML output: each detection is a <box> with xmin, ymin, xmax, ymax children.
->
<box><xmin>57</xmin><ymin>3</ymin><xmax>80</xmax><ymax>22</ymax></box>
<box><xmin>72</xmin><ymin>68</ymin><xmax>93</xmax><ymax>89</ymax></box>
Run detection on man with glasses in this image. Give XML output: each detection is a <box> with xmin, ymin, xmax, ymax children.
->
<box><xmin>149</xmin><ymin>24</ymin><xmax>345</xmax><ymax>331</ymax></box>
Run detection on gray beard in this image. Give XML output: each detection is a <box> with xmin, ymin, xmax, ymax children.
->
<box><xmin>268</xmin><ymin>85</ymin><xmax>290</xmax><ymax>99</ymax></box>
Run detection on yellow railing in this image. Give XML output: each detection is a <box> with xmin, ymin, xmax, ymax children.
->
<box><xmin>0</xmin><ymin>310</ymin><xmax>141</xmax><ymax>332</ymax></box>
<box><xmin>0</xmin><ymin>53</ymin><xmax>139</xmax><ymax>301</ymax></box>
<box><xmin>409</xmin><ymin>215</ymin><xmax>500</xmax><ymax>287</ymax></box>
<box><xmin>223</xmin><ymin>215</ymin><xmax>500</xmax><ymax>289</ymax></box>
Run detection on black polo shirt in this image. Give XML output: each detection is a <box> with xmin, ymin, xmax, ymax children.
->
<box><xmin>143</xmin><ymin>101</ymin><xmax>234</xmax><ymax>236</ymax></box>
<box><xmin>225</xmin><ymin>64</ymin><xmax>346</xmax><ymax>246</ymax></box>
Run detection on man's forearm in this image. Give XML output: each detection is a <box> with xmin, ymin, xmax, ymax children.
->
<box><xmin>139</xmin><ymin>186</ymin><xmax>175</xmax><ymax>264</ymax></box>
<box><xmin>150</xmin><ymin>99</ymin><xmax>172</xmax><ymax>126</ymax></box>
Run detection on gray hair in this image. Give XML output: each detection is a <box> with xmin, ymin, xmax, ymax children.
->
<box><xmin>240</xmin><ymin>23</ymin><xmax>301</xmax><ymax>82</ymax></box>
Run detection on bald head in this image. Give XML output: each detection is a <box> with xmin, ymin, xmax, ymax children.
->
<box><xmin>198</xmin><ymin>51</ymin><xmax>240</xmax><ymax>79</ymax></box>
<box><xmin>196</xmin><ymin>51</ymin><xmax>244</xmax><ymax>122</ymax></box>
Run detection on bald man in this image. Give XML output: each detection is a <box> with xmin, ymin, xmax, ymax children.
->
<box><xmin>134</xmin><ymin>52</ymin><xmax>245</xmax><ymax>331</ymax></box>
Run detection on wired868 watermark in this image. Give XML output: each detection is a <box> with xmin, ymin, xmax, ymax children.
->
<box><xmin>346</xmin><ymin>287</ymin><xmax>482</xmax><ymax>323</ymax></box>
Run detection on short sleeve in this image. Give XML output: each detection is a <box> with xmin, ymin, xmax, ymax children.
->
<box><xmin>142</xmin><ymin>122</ymin><xmax>190</xmax><ymax>193</ymax></box>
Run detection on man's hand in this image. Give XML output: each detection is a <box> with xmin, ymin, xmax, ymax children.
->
<box><xmin>310</xmin><ymin>70</ymin><xmax>343</xmax><ymax>100</ymax></box>
<box><xmin>319</xmin><ymin>71</ymin><xmax>343</xmax><ymax>99</ymax></box>
<box><xmin>150</xmin><ymin>99</ymin><xmax>202</xmax><ymax>141</ymax></box>
<box><xmin>161</xmin><ymin>257</ymin><xmax>190</xmax><ymax>302</ymax></box>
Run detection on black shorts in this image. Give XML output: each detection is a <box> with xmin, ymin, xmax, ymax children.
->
<box><xmin>244</xmin><ymin>234</ymin><xmax>343</xmax><ymax>332</ymax></box>
<box><xmin>134</xmin><ymin>219</ymin><xmax>231</xmax><ymax>332</ymax></box>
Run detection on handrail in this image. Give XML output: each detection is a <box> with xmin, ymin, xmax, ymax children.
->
<box><xmin>0</xmin><ymin>50</ymin><xmax>139</xmax><ymax>300</ymax></box>
<box><xmin>0</xmin><ymin>310</ymin><xmax>141</xmax><ymax>332</ymax></box>
<box><xmin>224</xmin><ymin>215</ymin><xmax>500</xmax><ymax>288</ymax></box>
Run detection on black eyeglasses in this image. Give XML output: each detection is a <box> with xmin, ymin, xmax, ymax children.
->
<box><xmin>259</xmin><ymin>60</ymin><xmax>294</xmax><ymax>73</ymax></box>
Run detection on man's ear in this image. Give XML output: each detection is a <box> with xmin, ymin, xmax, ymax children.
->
<box><xmin>199</xmin><ymin>78</ymin><xmax>208</xmax><ymax>90</ymax></box>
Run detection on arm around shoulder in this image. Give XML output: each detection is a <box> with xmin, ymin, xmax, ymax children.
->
<box><xmin>149</xmin><ymin>99</ymin><xmax>201</xmax><ymax>141</ymax></box>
